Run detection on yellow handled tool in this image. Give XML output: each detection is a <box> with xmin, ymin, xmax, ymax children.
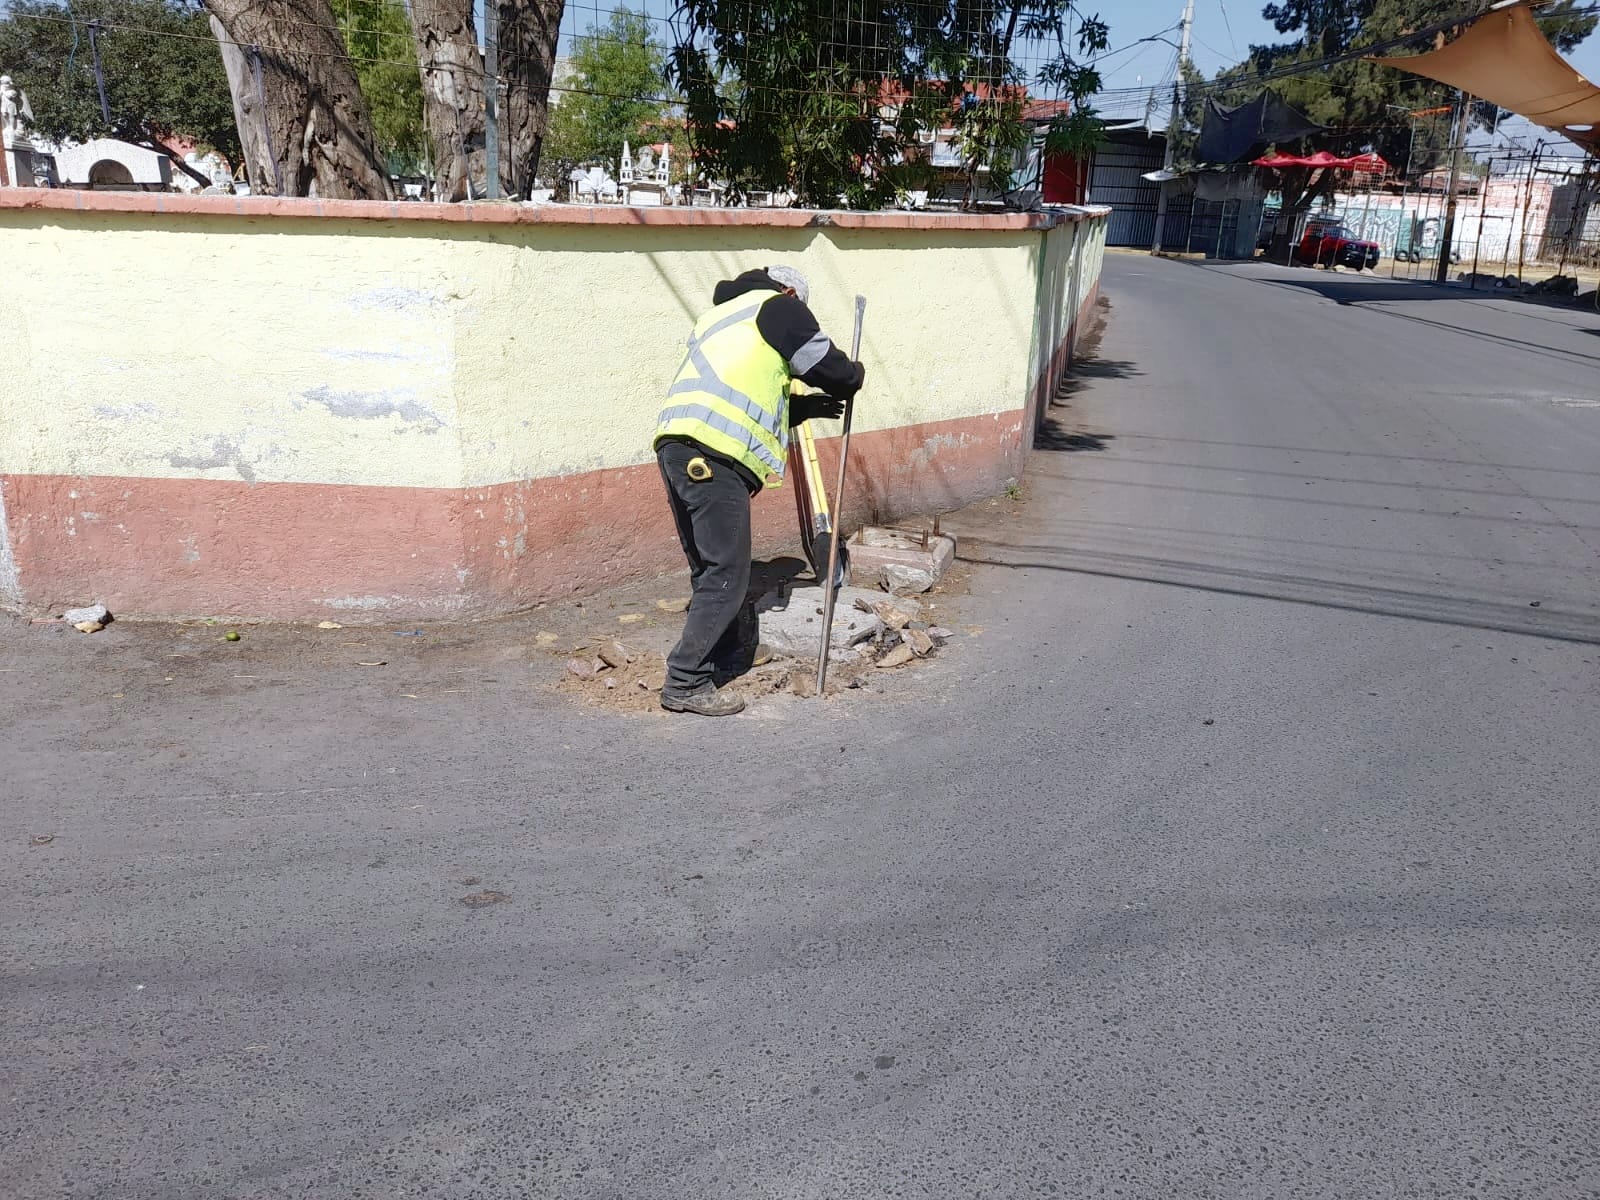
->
<box><xmin>788</xmin><ymin>408</ymin><xmax>848</xmax><ymax>587</ymax></box>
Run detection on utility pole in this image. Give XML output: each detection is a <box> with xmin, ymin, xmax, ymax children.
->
<box><xmin>1470</xmin><ymin>154</ymin><xmax>1494</xmax><ymax>288</ymax></box>
<box><xmin>1516</xmin><ymin>139</ymin><xmax>1544</xmax><ymax>283</ymax></box>
<box><xmin>1151</xmin><ymin>0</ymin><xmax>1195</xmax><ymax>254</ymax></box>
<box><xmin>483</xmin><ymin>4</ymin><xmax>500</xmax><ymax>200</ymax></box>
<box><xmin>1434</xmin><ymin>90</ymin><xmax>1472</xmax><ymax>283</ymax></box>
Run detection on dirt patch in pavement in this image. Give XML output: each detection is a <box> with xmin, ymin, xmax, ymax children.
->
<box><xmin>551</xmin><ymin>578</ymin><xmax>966</xmax><ymax>715</ymax></box>
<box><xmin>0</xmin><ymin>533</ymin><xmax>981</xmax><ymax>721</ymax></box>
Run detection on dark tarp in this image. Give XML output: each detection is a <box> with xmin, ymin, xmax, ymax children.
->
<box><xmin>1197</xmin><ymin>91</ymin><xmax>1324</xmax><ymax>164</ymax></box>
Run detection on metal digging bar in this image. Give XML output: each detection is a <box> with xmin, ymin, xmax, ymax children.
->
<box><xmin>814</xmin><ymin>294</ymin><xmax>867</xmax><ymax>695</ymax></box>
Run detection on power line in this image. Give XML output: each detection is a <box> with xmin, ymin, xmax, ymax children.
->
<box><xmin>1217</xmin><ymin>0</ymin><xmax>1239</xmax><ymax>60</ymax></box>
<box><xmin>1091</xmin><ymin>0</ymin><xmax>1600</xmax><ymax>103</ymax></box>
<box><xmin>10</xmin><ymin>0</ymin><xmax>1600</xmax><ymax>136</ymax></box>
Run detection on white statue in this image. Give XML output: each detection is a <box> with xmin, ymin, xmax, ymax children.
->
<box><xmin>1</xmin><ymin>74</ymin><xmax>32</xmax><ymax>139</ymax></box>
<box><xmin>637</xmin><ymin>143</ymin><xmax>656</xmax><ymax>176</ymax></box>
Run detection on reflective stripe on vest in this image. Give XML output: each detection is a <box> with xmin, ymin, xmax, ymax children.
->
<box><xmin>654</xmin><ymin>292</ymin><xmax>792</xmax><ymax>488</ymax></box>
<box><xmin>657</xmin><ymin>403</ymin><xmax>784</xmax><ymax>475</ymax></box>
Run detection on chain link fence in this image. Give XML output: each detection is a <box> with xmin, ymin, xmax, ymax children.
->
<box><xmin>1245</xmin><ymin>150</ymin><xmax>1600</xmax><ymax>308</ymax></box>
<box><xmin>0</xmin><ymin>0</ymin><xmax>1109</xmax><ymax>208</ymax></box>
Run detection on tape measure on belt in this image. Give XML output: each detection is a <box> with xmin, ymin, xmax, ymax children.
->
<box><xmin>686</xmin><ymin>456</ymin><xmax>712</xmax><ymax>482</ymax></box>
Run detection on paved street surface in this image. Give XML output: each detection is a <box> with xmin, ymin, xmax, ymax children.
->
<box><xmin>6</xmin><ymin>256</ymin><xmax>1599</xmax><ymax>1199</ymax></box>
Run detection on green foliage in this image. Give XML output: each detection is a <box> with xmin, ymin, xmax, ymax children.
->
<box><xmin>0</xmin><ymin>0</ymin><xmax>238</xmax><ymax>164</ymax></box>
<box><xmin>545</xmin><ymin>7</ymin><xmax>675</xmax><ymax>175</ymax></box>
<box><xmin>1182</xmin><ymin>0</ymin><xmax>1596</xmax><ymax>207</ymax></box>
<box><xmin>667</xmin><ymin>1</ymin><xmax>1109</xmax><ymax>210</ymax></box>
<box><xmin>333</xmin><ymin>0</ymin><xmax>427</xmax><ymax>175</ymax></box>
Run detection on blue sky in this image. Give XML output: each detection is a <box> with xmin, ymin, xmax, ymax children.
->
<box><xmin>1092</xmin><ymin>0</ymin><xmax>1600</xmax><ymax>156</ymax></box>
<box><xmin>1096</xmin><ymin>0</ymin><xmax>1600</xmax><ymax>90</ymax></box>
<box><xmin>546</xmin><ymin>0</ymin><xmax>1600</xmax><ymax>156</ymax></box>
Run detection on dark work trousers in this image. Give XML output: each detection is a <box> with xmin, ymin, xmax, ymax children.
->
<box><xmin>657</xmin><ymin>441</ymin><xmax>758</xmax><ymax>695</ymax></box>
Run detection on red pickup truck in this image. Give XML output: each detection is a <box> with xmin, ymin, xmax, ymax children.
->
<box><xmin>1294</xmin><ymin>223</ymin><xmax>1382</xmax><ymax>270</ymax></box>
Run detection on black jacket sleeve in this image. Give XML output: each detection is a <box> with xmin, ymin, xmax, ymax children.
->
<box><xmin>755</xmin><ymin>294</ymin><xmax>863</xmax><ymax>396</ymax></box>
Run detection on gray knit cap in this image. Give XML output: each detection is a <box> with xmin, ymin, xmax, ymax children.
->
<box><xmin>766</xmin><ymin>265</ymin><xmax>810</xmax><ymax>304</ymax></box>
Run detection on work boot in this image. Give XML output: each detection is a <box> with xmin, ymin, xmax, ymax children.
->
<box><xmin>660</xmin><ymin>684</ymin><xmax>746</xmax><ymax>716</ymax></box>
<box><xmin>712</xmin><ymin>642</ymin><xmax>774</xmax><ymax>686</ymax></box>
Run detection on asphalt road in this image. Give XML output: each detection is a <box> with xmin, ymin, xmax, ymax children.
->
<box><xmin>6</xmin><ymin>256</ymin><xmax>1600</xmax><ymax>1199</ymax></box>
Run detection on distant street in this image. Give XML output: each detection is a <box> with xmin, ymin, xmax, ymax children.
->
<box><xmin>6</xmin><ymin>254</ymin><xmax>1600</xmax><ymax>1199</ymax></box>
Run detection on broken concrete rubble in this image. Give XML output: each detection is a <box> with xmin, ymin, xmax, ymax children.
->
<box><xmin>856</xmin><ymin>594</ymin><xmax>921</xmax><ymax>631</ymax></box>
<box><xmin>595</xmin><ymin>640</ymin><xmax>631</xmax><ymax>669</ymax></box>
<box><xmin>875</xmin><ymin>644</ymin><xmax>915</xmax><ymax>668</ymax></box>
<box><xmin>756</xmin><ymin>585</ymin><xmax>884</xmax><ymax>656</ymax></box>
<box><xmin>63</xmin><ymin>603</ymin><xmax>110</xmax><ymax>625</ymax></box>
<box><xmin>847</xmin><ymin>527</ymin><xmax>956</xmax><ymax>594</ymax></box>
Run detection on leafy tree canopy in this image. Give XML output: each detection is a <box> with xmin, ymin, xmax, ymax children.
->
<box><xmin>333</xmin><ymin>0</ymin><xmax>428</xmax><ymax>176</ymax></box>
<box><xmin>0</xmin><ymin>0</ymin><xmax>239</xmax><ymax>169</ymax></box>
<box><xmin>1180</xmin><ymin>0</ymin><xmax>1596</xmax><ymax>206</ymax></box>
<box><xmin>667</xmin><ymin>0</ymin><xmax>1109</xmax><ymax>209</ymax></box>
<box><xmin>545</xmin><ymin>6</ymin><xmax>677</xmax><ymax>174</ymax></box>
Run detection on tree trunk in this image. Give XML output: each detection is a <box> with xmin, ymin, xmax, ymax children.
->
<box><xmin>202</xmin><ymin>0</ymin><xmax>392</xmax><ymax>199</ymax></box>
<box><xmin>411</xmin><ymin>0</ymin><xmax>487</xmax><ymax>201</ymax></box>
<box><xmin>497</xmin><ymin>0</ymin><xmax>566</xmax><ymax>199</ymax></box>
<box><xmin>210</xmin><ymin>15</ymin><xmax>275</xmax><ymax>193</ymax></box>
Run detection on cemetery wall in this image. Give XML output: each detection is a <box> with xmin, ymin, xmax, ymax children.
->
<box><xmin>0</xmin><ymin>191</ymin><xmax>1107</xmax><ymax>619</ymax></box>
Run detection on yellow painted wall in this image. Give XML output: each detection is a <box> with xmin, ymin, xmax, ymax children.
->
<box><xmin>0</xmin><ymin>209</ymin><xmax>1099</xmax><ymax>491</ymax></box>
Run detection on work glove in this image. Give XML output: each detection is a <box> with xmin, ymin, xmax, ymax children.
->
<box><xmin>789</xmin><ymin>393</ymin><xmax>847</xmax><ymax>425</ymax></box>
<box><xmin>845</xmin><ymin>361</ymin><xmax>866</xmax><ymax>398</ymax></box>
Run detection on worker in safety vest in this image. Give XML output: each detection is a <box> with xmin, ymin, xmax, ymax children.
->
<box><xmin>654</xmin><ymin>265</ymin><xmax>865</xmax><ymax>716</ymax></box>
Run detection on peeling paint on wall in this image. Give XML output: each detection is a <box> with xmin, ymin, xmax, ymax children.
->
<box><xmin>0</xmin><ymin>198</ymin><xmax>1108</xmax><ymax>618</ymax></box>
<box><xmin>0</xmin><ymin>483</ymin><xmax>19</xmax><ymax>607</ymax></box>
<box><xmin>92</xmin><ymin>400</ymin><xmax>160</xmax><ymax>420</ymax></box>
<box><xmin>907</xmin><ymin>430</ymin><xmax>978</xmax><ymax>471</ymax></box>
<box><xmin>299</xmin><ymin>385</ymin><xmax>445</xmax><ymax>431</ymax></box>
<box><xmin>168</xmin><ymin>438</ymin><xmax>258</xmax><ymax>482</ymax></box>
<box><xmin>348</xmin><ymin>286</ymin><xmax>444</xmax><ymax>313</ymax></box>
<box><xmin>321</xmin><ymin>346</ymin><xmax>442</xmax><ymax>364</ymax></box>
<box><xmin>319</xmin><ymin>592</ymin><xmax>470</xmax><ymax>614</ymax></box>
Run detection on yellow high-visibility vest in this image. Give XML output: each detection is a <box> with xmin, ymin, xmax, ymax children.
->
<box><xmin>654</xmin><ymin>291</ymin><xmax>791</xmax><ymax>489</ymax></box>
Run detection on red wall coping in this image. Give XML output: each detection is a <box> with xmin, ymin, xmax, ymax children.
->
<box><xmin>0</xmin><ymin>186</ymin><xmax>1108</xmax><ymax>232</ymax></box>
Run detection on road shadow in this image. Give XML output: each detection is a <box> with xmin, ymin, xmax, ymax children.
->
<box><xmin>1037</xmin><ymin>426</ymin><xmax>1116</xmax><ymax>452</ymax></box>
<box><xmin>1253</xmin><ymin>274</ymin><xmax>1482</xmax><ymax>305</ymax></box>
<box><xmin>1204</xmin><ymin>261</ymin><xmax>1600</xmax><ymax>310</ymax></box>
<box><xmin>958</xmin><ymin>538</ymin><xmax>1600</xmax><ymax>646</ymax></box>
<box><xmin>1190</xmin><ymin>262</ymin><xmax>1600</xmax><ymax>367</ymax></box>
<box><xmin>1036</xmin><ymin>356</ymin><xmax>1136</xmax><ymax>452</ymax></box>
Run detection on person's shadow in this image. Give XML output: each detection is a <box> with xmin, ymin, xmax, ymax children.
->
<box><xmin>750</xmin><ymin>555</ymin><xmax>812</xmax><ymax>599</ymax></box>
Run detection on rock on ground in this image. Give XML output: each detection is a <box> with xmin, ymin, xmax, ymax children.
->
<box><xmin>757</xmin><ymin>586</ymin><xmax>884</xmax><ymax>656</ymax></box>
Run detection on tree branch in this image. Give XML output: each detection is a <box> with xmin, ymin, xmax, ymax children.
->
<box><xmin>132</xmin><ymin>133</ymin><xmax>216</xmax><ymax>187</ymax></box>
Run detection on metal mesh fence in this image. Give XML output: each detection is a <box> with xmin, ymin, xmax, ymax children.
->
<box><xmin>1270</xmin><ymin>150</ymin><xmax>1600</xmax><ymax>303</ymax></box>
<box><xmin>0</xmin><ymin>0</ymin><xmax>1108</xmax><ymax>207</ymax></box>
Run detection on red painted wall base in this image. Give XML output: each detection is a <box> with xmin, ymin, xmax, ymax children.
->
<box><xmin>2</xmin><ymin>410</ymin><xmax>1025</xmax><ymax>619</ymax></box>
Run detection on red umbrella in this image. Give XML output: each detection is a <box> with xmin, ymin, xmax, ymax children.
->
<box><xmin>1252</xmin><ymin>151</ymin><xmax>1391</xmax><ymax>171</ymax></box>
